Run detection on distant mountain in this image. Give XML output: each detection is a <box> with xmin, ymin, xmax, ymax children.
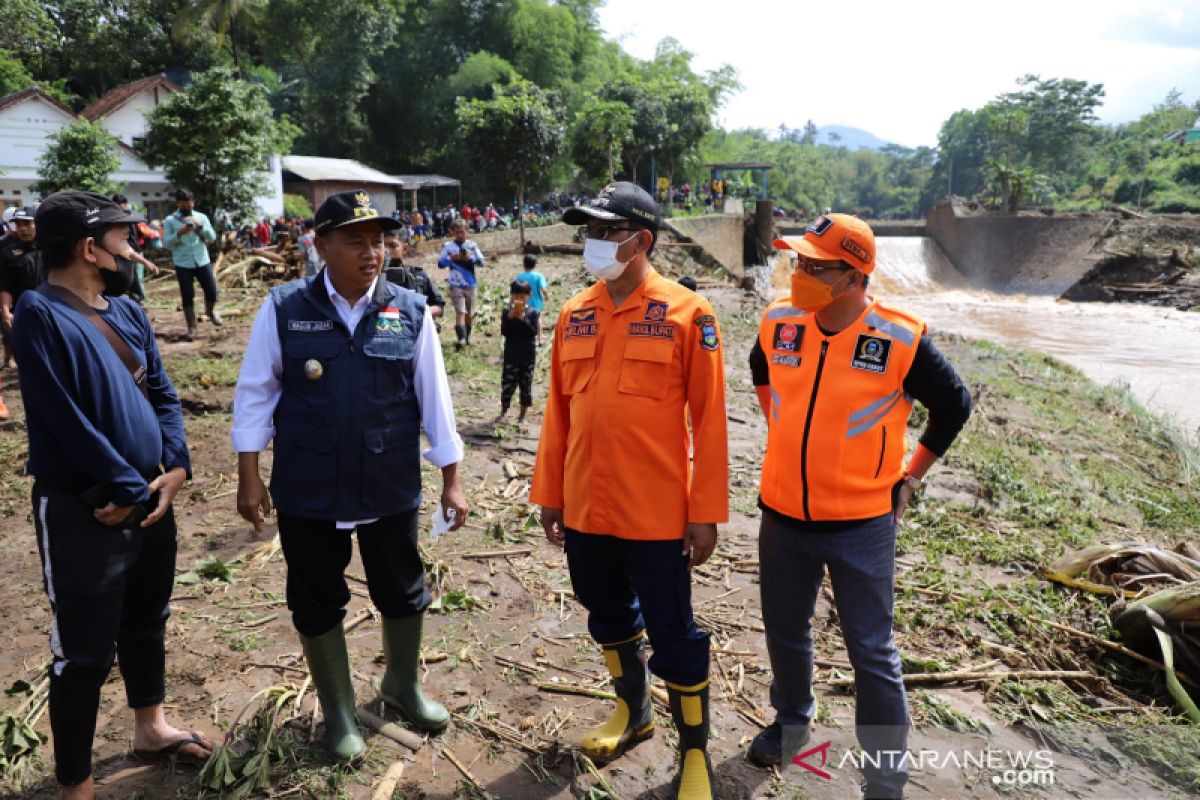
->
<box><xmin>815</xmin><ymin>125</ymin><xmax>892</xmax><ymax>151</ymax></box>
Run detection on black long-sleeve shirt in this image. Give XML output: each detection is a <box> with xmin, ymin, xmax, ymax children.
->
<box><xmin>13</xmin><ymin>289</ymin><xmax>191</xmax><ymax>506</ymax></box>
<box><xmin>749</xmin><ymin>333</ymin><xmax>971</xmax><ymax>457</ymax></box>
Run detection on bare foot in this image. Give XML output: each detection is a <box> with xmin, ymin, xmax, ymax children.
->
<box><xmin>132</xmin><ymin>705</ymin><xmax>214</xmax><ymax>763</ymax></box>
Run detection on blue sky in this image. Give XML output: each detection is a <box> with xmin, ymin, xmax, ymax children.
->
<box><xmin>598</xmin><ymin>0</ymin><xmax>1200</xmax><ymax>148</ymax></box>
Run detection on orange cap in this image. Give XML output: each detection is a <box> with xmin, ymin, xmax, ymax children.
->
<box><xmin>774</xmin><ymin>213</ymin><xmax>876</xmax><ymax>274</ymax></box>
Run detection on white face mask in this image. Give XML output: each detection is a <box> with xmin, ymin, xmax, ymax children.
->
<box><xmin>583</xmin><ymin>233</ymin><xmax>638</xmax><ymax>281</ymax></box>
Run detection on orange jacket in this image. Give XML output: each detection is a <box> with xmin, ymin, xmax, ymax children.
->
<box><xmin>758</xmin><ymin>298</ymin><xmax>925</xmax><ymax>521</ymax></box>
<box><xmin>531</xmin><ymin>268</ymin><xmax>729</xmax><ymax>539</ymax></box>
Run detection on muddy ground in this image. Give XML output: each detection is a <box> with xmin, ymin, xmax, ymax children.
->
<box><xmin>0</xmin><ymin>244</ymin><xmax>1197</xmax><ymax>799</ymax></box>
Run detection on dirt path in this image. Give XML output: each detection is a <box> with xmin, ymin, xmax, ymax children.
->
<box><xmin>0</xmin><ymin>249</ymin><xmax>1195</xmax><ymax>799</ymax></box>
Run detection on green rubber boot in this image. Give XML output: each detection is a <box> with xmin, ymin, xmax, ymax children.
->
<box><xmin>300</xmin><ymin>627</ymin><xmax>365</xmax><ymax>760</ymax></box>
<box><xmin>666</xmin><ymin>679</ymin><xmax>714</xmax><ymax>800</ymax></box>
<box><xmin>379</xmin><ymin>613</ymin><xmax>449</xmax><ymax>731</ymax></box>
<box><xmin>581</xmin><ymin>631</ymin><xmax>654</xmax><ymax>761</ymax></box>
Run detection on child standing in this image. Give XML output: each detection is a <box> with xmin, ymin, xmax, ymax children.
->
<box><xmin>500</xmin><ymin>280</ymin><xmax>538</xmax><ymax>422</ymax></box>
<box><xmin>517</xmin><ymin>254</ymin><xmax>549</xmax><ymax>345</ymax></box>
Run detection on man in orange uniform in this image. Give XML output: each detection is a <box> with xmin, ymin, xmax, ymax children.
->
<box><xmin>532</xmin><ymin>183</ymin><xmax>728</xmax><ymax>800</ymax></box>
<box><xmin>746</xmin><ymin>214</ymin><xmax>972</xmax><ymax>798</ymax></box>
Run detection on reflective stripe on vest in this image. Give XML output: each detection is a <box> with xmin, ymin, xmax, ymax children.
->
<box><xmin>758</xmin><ymin>299</ymin><xmax>925</xmax><ymax>522</ymax></box>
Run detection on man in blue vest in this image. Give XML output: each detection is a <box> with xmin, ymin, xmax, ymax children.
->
<box><xmin>232</xmin><ymin>189</ymin><xmax>469</xmax><ymax>759</ymax></box>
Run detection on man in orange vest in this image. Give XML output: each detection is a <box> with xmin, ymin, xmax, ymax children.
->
<box><xmin>747</xmin><ymin>214</ymin><xmax>971</xmax><ymax>798</ymax></box>
<box><xmin>532</xmin><ymin>182</ymin><xmax>728</xmax><ymax>800</ymax></box>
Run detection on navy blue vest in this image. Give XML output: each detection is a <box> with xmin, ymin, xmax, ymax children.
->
<box><xmin>269</xmin><ymin>273</ymin><xmax>426</xmax><ymax>520</ymax></box>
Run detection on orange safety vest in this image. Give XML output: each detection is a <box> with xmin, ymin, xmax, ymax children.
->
<box><xmin>757</xmin><ymin>298</ymin><xmax>925</xmax><ymax>522</ymax></box>
<box><xmin>531</xmin><ymin>268</ymin><xmax>729</xmax><ymax>539</ymax></box>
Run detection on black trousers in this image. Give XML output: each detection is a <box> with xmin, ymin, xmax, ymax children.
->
<box><xmin>277</xmin><ymin>509</ymin><xmax>431</xmax><ymax>638</ymax></box>
<box><xmin>501</xmin><ymin>358</ymin><xmax>535</xmax><ymax>408</ymax></box>
<box><xmin>174</xmin><ymin>263</ymin><xmax>218</xmax><ymax>309</ymax></box>
<box><xmin>32</xmin><ymin>482</ymin><xmax>177</xmax><ymax>786</ymax></box>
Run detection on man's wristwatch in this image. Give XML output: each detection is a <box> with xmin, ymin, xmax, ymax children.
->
<box><xmin>901</xmin><ymin>473</ymin><xmax>923</xmax><ymax>492</ymax></box>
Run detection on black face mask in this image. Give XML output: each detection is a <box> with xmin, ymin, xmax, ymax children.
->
<box><xmin>99</xmin><ymin>248</ymin><xmax>137</xmax><ymax>296</ymax></box>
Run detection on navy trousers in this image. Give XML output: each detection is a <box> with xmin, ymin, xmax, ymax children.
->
<box><xmin>564</xmin><ymin>528</ymin><xmax>709</xmax><ymax>686</ymax></box>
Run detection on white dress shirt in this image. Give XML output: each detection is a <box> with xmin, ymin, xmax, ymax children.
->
<box><xmin>232</xmin><ymin>271</ymin><xmax>464</xmax><ymax>528</ymax></box>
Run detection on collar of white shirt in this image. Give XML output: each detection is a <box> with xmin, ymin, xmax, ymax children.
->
<box><xmin>322</xmin><ymin>269</ymin><xmax>379</xmax><ymax>331</ymax></box>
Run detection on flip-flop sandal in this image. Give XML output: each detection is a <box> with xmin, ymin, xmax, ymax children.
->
<box><xmin>132</xmin><ymin>731</ymin><xmax>214</xmax><ymax>765</ymax></box>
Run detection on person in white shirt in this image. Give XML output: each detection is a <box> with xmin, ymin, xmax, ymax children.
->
<box><xmin>230</xmin><ymin>190</ymin><xmax>468</xmax><ymax>759</ymax></box>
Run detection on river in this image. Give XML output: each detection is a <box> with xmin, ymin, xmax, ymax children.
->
<box><xmin>862</xmin><ymin>238</ymin><xmax>1200</xmax><ymax>438</ymax></box>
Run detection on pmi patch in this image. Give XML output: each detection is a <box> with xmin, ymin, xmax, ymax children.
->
<box><xmin>628</xmin><ymin>322</ymin><xmax>675</xmax><ymax>340</ymax></box>
<box><xmin>807</xmin><ymin>216</ymin><xmax>834</xmax><ymax>236</ymax></box>
<box><xmin>850</xmin><ymin>334</ymin><xmax>892</xmax><ymax>374</ymax></box>
<box><xmin>772</xmin><ymin>322</ymin><xmax>802</xmax><ymax>353</ymax></box>
<box><xmin>771</xmin><ymin>353</ymin><xmax>800</xmax><ymax>367</ymax></box>
<box><xmin>288</xmin><ymin>319</ymin><xmax>334</xmax><ymax>332</ymax></box>
<box><xmin>564</xmin><ymin>322</ymin><xmax>597</xmax><ymax>339</ymax></box>
<box><xmin>644</xmin><ymin>300</ymin><xmax>668</xmax><ymax>323</ymax></box>
<box><xmin>568</xmin><ymin>307</ymin><xmax>597</xmax><ymax>323</ymax></box>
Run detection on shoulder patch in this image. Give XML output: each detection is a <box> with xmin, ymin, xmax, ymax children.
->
<box><xmin>696</xmin><ymin>315</ymin><xmax>719</xmax><ymax>351</ymax></box>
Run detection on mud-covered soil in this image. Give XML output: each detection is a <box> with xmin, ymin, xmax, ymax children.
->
<box><xmin>0</xmin><ymin>246</ymin><xmax>1197</xmax><ymax>799</ymax></box>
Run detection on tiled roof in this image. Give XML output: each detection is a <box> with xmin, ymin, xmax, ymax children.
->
<box><xmin>81</xmin><ymin>74</ymin><xmax>181</xmax><ymax>121</ymax></box>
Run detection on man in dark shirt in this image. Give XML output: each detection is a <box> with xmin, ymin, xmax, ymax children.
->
<box><xmin>383</xmin><ymin>230</ymin><xmax>445</xmax><ymax>321</ymax></box>
<box><xmin>0</xmin><ymin>206</ymin><xmax>42</xmax><ymax>415</ymax></box>
<box><xmin>13</xmin><ymin>192</ymin><xmax>207</xmax><ymax>799</ymax></box>
<box><xmin>745</xmin><ymin>215</ymin><xmax>971</xmax><ymax>799</ymax></box>
<box><xmin>499</xmin><ymin>279</ymin><xmax>538</xmax><ymax>422</ymax></box>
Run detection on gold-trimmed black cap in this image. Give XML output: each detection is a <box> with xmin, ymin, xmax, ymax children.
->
<box><xmin>314</xmin><ymin>190</ymin><xmax>401</xmax><ymax>236</ymax></box>
<box><xmin>562</xmin><ymin>181</ymin><xmax>661</xmax><ymax>230</ymax></box>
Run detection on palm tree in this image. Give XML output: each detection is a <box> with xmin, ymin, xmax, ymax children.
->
<box><xmin>173</xmin><ymin>0</ymin><xmax>266</xmax><ymax>70</ymax></box>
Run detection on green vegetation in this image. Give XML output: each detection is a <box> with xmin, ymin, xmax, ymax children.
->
<box><xmin>34</xmin><ymin>118</ymin><xmax>122</xmax><ymax>197</ymax></box>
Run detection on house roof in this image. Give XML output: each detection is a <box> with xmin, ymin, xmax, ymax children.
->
<box><xmin>81</xmin><ymin>74</ymin><xmax>181</xmax><ymax>121</ymax></box>
<box><xmin>282</xmin><ymin>155</ymin><xmax>404</xmax><ymax>185</ymax></box>
<box><xmin>0</xmin><ymin>86</ymin><xmax>79</xmax><ymax>119</ymax></box>
<box><xmin>391</xmin><ymin>174</ymin><xmax>461</xmax><ymax>189</ymax></box>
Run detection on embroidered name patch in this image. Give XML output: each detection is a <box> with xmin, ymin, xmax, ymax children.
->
<box><xmin>644</xmin><ymin>300</ymin><xmax>668</xmax><ymax>323</ymax></box>
<box><xmin>564</xmin><ymin>322</ymin><xmax>597</xmax><ymax>339</ymax></box>
<box><xmin>628</xmin><ymin>322</ymin><xmax>674</xmax><ymax>340</ymax></box>
<box><xmin>771</xmin><ymin>353</ymin><xmax>800</xmax><ymax>367</ymax></box>
<box><xmin>569</xmin><ymin>307</ymin><xmax>597</xmax><ymax>323</ymax></box>
<box><xmin>288</xmin><ymin>320</ymin><xmax>334</xmax><ymax>332</ymax></box>
<box><xmin>851</xmin><ymin>334</ymin><xmax>892</xmax><ymax>374</ymax></box>
<box><xmin>773</xmin><ymin>322</ymin><xmax>802</xmax><ymax>353</ymax></box>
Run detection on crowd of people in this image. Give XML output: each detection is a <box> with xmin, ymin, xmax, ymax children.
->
<box><xmin>0</xmin><ymin>179</ymin><xmax>972</xmax><ymax>800</ymax></box>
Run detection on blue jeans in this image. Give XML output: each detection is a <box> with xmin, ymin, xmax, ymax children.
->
<box><xmin>564</xmin><ymin>529</ymin><xmax>710</xmax><ymax>685</ymax></box>
<box><xmin>759</xmin><ymin>511</ymin><xmax>909</xmax><ymax>797</ymax></box>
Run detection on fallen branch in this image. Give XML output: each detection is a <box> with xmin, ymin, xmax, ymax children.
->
<box><xmin>827</xmin><ymin>669</ymin><xmax>1095</xmax><ymax>688</ymax></box>
<box><xmin>461</xmin><ymin>547</ymin><xmax>534</xmax><ymax>560</ymax></box>
<box><xmin>442</xmin><ymin>747</ymin><xmax>495</xmax><ymax>799</ymax></box>
<box><xmin>1040</xmin><ymin>618</ymin><xmax>1200</xmax><ymax>690</ymax></box>
<box><xmin>356</xmin><ymin>708</ymin><xmax>425</xmax><ymax>751</ymax></box>
<box><xmin>371</xmin><ymin>761</ymin><xmax>405</xmax><ymax>800</ymax></box>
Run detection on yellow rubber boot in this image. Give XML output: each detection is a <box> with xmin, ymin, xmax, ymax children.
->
<box><xmin>666</xmin><ymin>679</ymin><xmax>713</xmax><ymax>800</ymax></box>
<box><xmin>580</xmin><ymin>632</ymin><xmax>654</xmax><ymax>761</ymax></box>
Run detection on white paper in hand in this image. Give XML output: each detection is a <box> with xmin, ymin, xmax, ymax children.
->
<box><xmin>431</xmin><ymin>504</ymin><xmax>456</xmax><ymax>539</ymax></box>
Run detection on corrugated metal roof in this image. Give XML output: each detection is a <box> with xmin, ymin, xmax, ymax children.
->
<box><xmin>392</xmin><ymin>174</ymin><xmax>461</xmax><ymax>189</ymax></box>
<box><xmin>282</xmin><ymin>155</ymin><xmax>403</xmax><ymax>185</ymax></box>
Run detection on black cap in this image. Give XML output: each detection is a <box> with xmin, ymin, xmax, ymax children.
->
<box><xmin>34</xmin><ymin>191</ymin><xmax>142</xmax><ymax>246</ymax></box>
<box><xmin>562</xmin><ymin>182</ymin><xmax>661</xmax><ymax>230</ymax></box>
<box><xmin>314</xmin><ymin>190</ymin><xmax>401</xmax><ymax>236</ymax></box>
<box><xmin>174</xmin><ymin>188</ymin><xmax>194</xmax><ymax>201</ymax></box>
<box><xmin>11</xmin><ymin>206</ymin><xmax>37</xmax><ymax>222</ymax></box>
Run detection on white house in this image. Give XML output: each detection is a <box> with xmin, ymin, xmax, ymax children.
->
<box><xmin>0</xmin><ymin>75</ymin><xmax>283</xmax><ymax>221</ymax></box>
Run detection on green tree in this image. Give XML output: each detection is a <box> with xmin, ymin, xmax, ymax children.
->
<box><xmin>0</xmin><ymin>48</ymin><xmax>34</xmax><ymax>95</ymax></box>
<box><xmin>456</xmin><ymin>79</ymin><xmax>565</xmax><ymax>242</ymax></box>
<box><xmin>571</xmin><ymin>98</ymin><xmax>635</xmax><ymax>182</ymax></box>
<box><xmin>173</xmin><ymin>0</ymin><xmax>266</xmax><ymax>68</ymax></box>
<box><xmin>34</xmin><ymin>118</ymin><xmax>122</xmax><ymax>197</ymax></box>
<box><xmin>139</xmin><ymin>67</ymin><xmax>296</xmax><ymax>219</ymax></box>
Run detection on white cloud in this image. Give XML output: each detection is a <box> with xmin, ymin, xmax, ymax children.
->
<box><xmin>597</xmin><ymin>0</ymin><xmax>1200</xmax><ymax>147</ymax></box>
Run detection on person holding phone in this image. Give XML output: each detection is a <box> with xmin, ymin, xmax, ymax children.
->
<box><xmin>13</xmin><ymin>192</ymin><xmax>204</xmax><ymax>800</ymax></box>
<box><xmin>498</xmin><ymin>279</ymin><xmax>537</xmax><ymax>423</ymax></box>
<box><xmin>162</xmin><ymin>189</ymin><xmax>219</xmax><ymax>341</ymax></box>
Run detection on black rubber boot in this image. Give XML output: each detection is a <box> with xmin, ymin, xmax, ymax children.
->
<box><xmin>666</xmin><ymin>679</ymin><xmax>713</xmax><ymax>800</ymax></box>
<box><xmin>580</xmin><ymin>632</ymin><xmax>654</xmax><ymax>761</ymax></box>
<box><xmin>205</xmin><ymin>301</ymin><xmax>223</xmax><ymax>326</ymax></box>
<box><xmin>182</xmin><ymin>306</ymin><xmax>197</xmax><ymax>341</ymax></box>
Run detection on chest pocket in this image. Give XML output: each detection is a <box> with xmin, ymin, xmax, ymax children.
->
<box><xmin>618</xmin><ymin>335</ymin><xmax>675</xmax><ymax>399</ymax></box>
<box><xmin>363</xmin><ymin>319</ymin><xmax>417</xmax><ymax>397</ymax></box>
<box><xmin>282</xmin><ymin>335</ymin><xmax>342</xmax><ymax>393</ymax></box>
<box><xmin>559</xmin><ymin>336</ymin><xmax>596</xmax><ymax>396</ymax></box>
